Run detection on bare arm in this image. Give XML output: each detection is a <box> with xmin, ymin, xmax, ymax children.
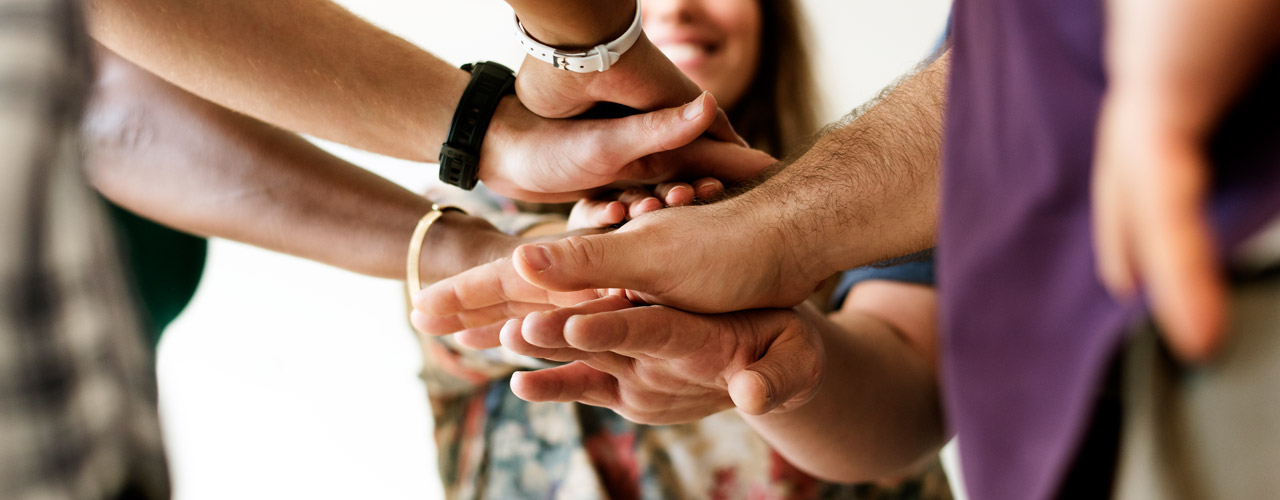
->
<box><xmin>1092</xmin><ymin>0</ymin><xmax>1280</xmax><ymax>361</ymax></box>
<box><xmin>740</xmin><ymin>284</ymin><xmax>943</xmax><ymax>482</ymax></box>
<box><xmin>83</xmin><ymin>49</ymin><xmax>514</xmax><ymax>283</ymax></box>
<box><xmin>86</xmin><ymin>0</ymin><xmax>766</xmax><ymax>201</ymax></box>
<box><xmin>740</xmin><ymin>52</ymin><xmax>948</xmax><ymax>283</ymax></box>
<box><xmin>87</xmin><ymin>0</ymin><xmax>463</xmax><ymax>163</ymax></box>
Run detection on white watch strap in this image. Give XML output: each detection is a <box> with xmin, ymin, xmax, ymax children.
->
<box><xmin>513</xmin><ymin>4</ymin><xmax>643</xmax><ymax>73</ymax></box>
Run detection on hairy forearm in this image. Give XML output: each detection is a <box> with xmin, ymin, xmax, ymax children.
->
<box><xmin>86</xmin><ymin>0</ymin><xmax>466</xmax><ymax>162</ymax></box>
<box><xmin>733</xmin><ymin>52</ymin><xmax>949</xmax><ymax>282</ymax></box>
<box><xmin>505</xmin><ymin>0</ymin><xmax>635</xmax><ymax>49</ymax></box>
<box><xmin>1106</xmin><ymin>0</ymin><xmax>1280</xmax><ymax>136</ymax></box>
<box><xmin>741</xmin><ymin>304</ymin><xmax>944</xmax><ymax>482</ymax></box>
<box><xmin>84</xmin><ymin>51</ymin><xmax>513</xmax><ymax>282</ymax></box>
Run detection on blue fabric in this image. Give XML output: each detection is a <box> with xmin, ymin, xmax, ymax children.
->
<box><xmin>829</xmin><ymin>258</ymin><xmax>935</xmax><ymax>310</ymax></box>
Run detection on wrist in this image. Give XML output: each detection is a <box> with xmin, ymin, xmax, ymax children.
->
<box><xmin>513</xmin><ymin>1</ymin><xmax>636</xmax><ymax>50</ymax></box>
<box><xmin>417</xmin><ymin>211</ymin><xmax>518</xmax><ymax>283</ymax></box>
<box><xmin>724</xmin><ymin>191</ymin><xmax>835</xmax><ymax>293</ymax></box>
<box><xmin>477</xmin><ymin>95</ymin><xmax>535</xmax><ymax>189</ymax></box>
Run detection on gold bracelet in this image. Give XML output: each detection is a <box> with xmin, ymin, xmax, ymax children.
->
<box><xmin>407</xmin><ymin>204</ymin><xmax>465</xmax><ymax>295</ymax></box>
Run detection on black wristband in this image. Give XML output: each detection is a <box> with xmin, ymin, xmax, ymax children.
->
<box><xmin>438</xmin><ymin>61</ymin><xmax>516</xmax><ymax>190</ymax></box>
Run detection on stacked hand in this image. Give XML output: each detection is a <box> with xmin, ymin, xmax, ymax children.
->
<box><xmin>479</xmin><ymin>91</ymin><xmax>772</xmax><ymax>202</ymax></box>
<box><xmin>411</xmin><ymin>201</ymin><xmax>828</xmax><ymax>342</ymax></box>
<box><xmin>494</xmin><ymin>295</ymin><xmax>825</xmax><ymax>424</ymax></box>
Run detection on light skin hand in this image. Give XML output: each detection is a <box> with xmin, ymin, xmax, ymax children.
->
<box><xmin>1093</xmin><ymin>0</ymin><xmax>1280</xmax><ymax>362</ymax></box>
<box><xmin>499</xmin><ymin>295</ymin><xmax>824</xmax><ymax>424</ymax></box>
<box><xmin>414</xmin><ymin>177</ymin><xmax>727</xmax><ymax>344</ymax></box>
<box><xmin>501</xmin><ymin>283</ymin><xmax>943</xmax><ymax>482</ymax></box>
<box><xmin>415</xmin><ymin>198</ymin><xmax>822</xmax><ymax>341</ymax></box>
<box><xmin>479</xmin><ymin>91</ymin><xmax>773</xmax><ymax>202</ymax></box>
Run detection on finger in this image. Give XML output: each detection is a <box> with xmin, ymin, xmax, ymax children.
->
<box><xmin>1092</xmin><ymin>139</ymin><xmax>1139</xmax><ymax>299</ymax></box>
<box><xmin>691</xmin><ymin>177</ymin><xmax>725</xmax><ymax>201</ymax></box>
<box><xmin>510</xmin><ymin>361</ymin><xmax>619</xmax><ymax>407</ymax></box>
<box><xmin>728</xmin><ymin>322</ymin><xmax>822</xmax><ymax>415</ymax></box>
<box><xmin>417</xmin><ymin>258</ymin><xmax>595</xmax><ymax>317</ymax></box>
<box><xmin>563</xmin><ymin>305</ymin><xmax>728</xmax><ymax>358</ymax></box>
<box><xmin>522</xmin><ymin>295</ymin><xmax>634</xmax><ymax>348</ymax></box>
<box><xmin>414</xmin><ymin>259</ymin><xmax>529</xmax><ymax>315</ymax></box>
<box><xmin>410</xmin><ymin>299</ymin><xmax>555</xmax><ymax>335</ymax></box>
<box><xmin>569</xmin><ymin>199</ymin><xmax>626</xmax><ymax>230</ymax></box>
<box><xmin>499</xmin><ymin>318</ymin><xmax>592</xmax><ymax>363</ymax></box>
<box><xmin>627</xmin><ymin>137</ymin><xmax>776</xmax><ymax>185</ymax></box>
<box><xmin>617</xmin><ymin>188</ymin><xmax>663</xmax><ymax>217</ymax></box>
<box><xmin>1138</xmin><ymin>159</ymin><xmax>1226</xmax><ymax>363</ymax></box>
<box><xmin>511</xmin><ymin>232</ymin><xmax>656</xmax><ymax>293</ymax></box>
<box><xmin>655</xmin><ymin>182</ymin><xmax>695</xmax><ymax>207</ymax></box>
<box><xmin>453</xmin><ymin>321</ymin><xmax>506</xmax><ymax>350</ymax></box>
<box><xmin>592</xmin><ymin>92</ymin><xmax>721</xmax><ymax>166</ymax></box>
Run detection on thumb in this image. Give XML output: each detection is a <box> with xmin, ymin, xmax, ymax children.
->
<box><xmin>597</xmin><ymin>91</ymin><xmax>720</xmax><ymax>164</ymax></box>
<box><xmin>728</xmin><ymin>322</ymin><xmax>823</xmax><ymax>415</ymax></box>
<box><xmin>512</xmin><ymin>232</ymin><xmax>657</xmax><ymax>294</ymax></box>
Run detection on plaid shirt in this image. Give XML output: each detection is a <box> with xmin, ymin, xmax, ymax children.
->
<box><xmin>0</xmin><ymin>0</ymin><xmax>169</xmax><ymax>498</ymax></box>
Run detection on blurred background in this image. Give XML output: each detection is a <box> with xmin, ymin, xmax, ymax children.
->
<box><xmin>156</xmin><ymin>1</ymin><xmax>953</xmax><ymax>499</ymax></box>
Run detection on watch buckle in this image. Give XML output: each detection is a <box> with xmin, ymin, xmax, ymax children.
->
<box><xmin>551</xmin><ymin>52</ymin><xmax>574</xmax><ymax>71</ymax></box>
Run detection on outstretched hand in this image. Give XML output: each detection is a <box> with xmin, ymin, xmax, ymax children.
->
<box><xmin>497</xmin><ymin>295</ymin><xmax>824</xmax><ymax>424</ymax></box>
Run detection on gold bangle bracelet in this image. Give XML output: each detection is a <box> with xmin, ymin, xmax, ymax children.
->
<box><xmin>406</xmin><ymin>204</ymin><xmax>465</xmax><ymax>295</ymax></box>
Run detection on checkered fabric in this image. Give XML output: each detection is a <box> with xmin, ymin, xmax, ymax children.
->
<box><xmin>0</xmin><ymin>0</ymin><xmax>169</xmax><ymax>498</ymax></box>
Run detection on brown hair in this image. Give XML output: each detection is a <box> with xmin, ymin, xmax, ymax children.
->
<box><xmin>729</xmin><ymin>0</ymin><xmax>821</xmax><ymax>158</ymax></box>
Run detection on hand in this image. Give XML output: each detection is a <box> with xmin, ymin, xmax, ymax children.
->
<box><xmin>515</xmin><ymin>36</ymin><xmax>742</xmax><ymax>146</ymax></box>
<box><xmin>567</xmin><ymin>177</ymin><xmax>725</xmax><ymax>229</ymax></box>
<box><xmin>413</xmin><ymin>200</ymin><xmax>827</xmax><ymax>337</ymax></box>
<box><xmin>497</xmin><ymin>295</ymin><xmax>824</xmax><ymax>424</ymax></box>
<box><xmin>480</xmin><ymin>92</ymin><xmax>773</xmax><ymax>203</ymax></box>
<box><xmin>1091</xmin><ymin>92</ymin><xmax>1225</xmax><ymax>363</ymax></box>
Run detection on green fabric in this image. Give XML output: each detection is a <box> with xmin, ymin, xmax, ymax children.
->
<box><xmin>106</xmin><ymin>201</ymin><xmax>207</xmax><ymax>348</ymax></box>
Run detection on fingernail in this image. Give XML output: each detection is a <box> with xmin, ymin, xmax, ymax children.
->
<box><xmin>521</xmin><ymin>245</ymin><xmax>552</xmax><ymax>272</ymax></box>
<box><xmin>682</xmin><ymin>92</ymin><xmax>707</xmax><ymax>120</ymax></box>
<box><xmin>693</xmin><ymin>179</ymin><xmax>719</xmax><ymax>199</ymax></box>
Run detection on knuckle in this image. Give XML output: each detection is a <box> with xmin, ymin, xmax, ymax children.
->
<box><xmin>561</xmin><ymin>235</ymin><xmax>604</xmax><ymax>273</ymax></box>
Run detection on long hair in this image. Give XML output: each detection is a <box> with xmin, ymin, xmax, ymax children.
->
<box><xmin>729</xmin><ymin>0</ymin><xmax>820</xmax><ymax>158</ymax></box>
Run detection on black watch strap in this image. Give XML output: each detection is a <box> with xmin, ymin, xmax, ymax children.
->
<box><xmin>438</xmin><ymin>61</ymin><xmax>516</xmax><ymax>190</ymax></box>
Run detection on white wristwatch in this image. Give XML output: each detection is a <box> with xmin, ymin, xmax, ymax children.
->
<box><xmin>513</xmin><ymin>5</ymin><xmax>643</xmax><ymax>73</ymax></box>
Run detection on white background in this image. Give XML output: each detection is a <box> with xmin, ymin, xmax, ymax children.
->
<box><xmin>158</xmin><ymin>1</ymin><xmax>954</xmax><ymax>499</ymax></box>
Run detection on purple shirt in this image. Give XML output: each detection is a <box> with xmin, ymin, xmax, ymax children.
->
<box><xmin>939</xmin><ymin>1</ymin><xmax>1280</xmax><ymax>499</ymax></box>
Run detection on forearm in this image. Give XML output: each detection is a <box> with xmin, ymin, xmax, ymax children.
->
<box><xmin>733</xmin><ymin>52</ymin><xmax>949</xmax><ymax>282</ymax></box>
<box><xmin>84</xmin><ymin>51</ymin><xmax>513</xmax><ymax>282</ymax></box>
<box><xmin>86</xmin><ymin>0</ymin><xmax>466</xmax><ymax>162</ymax></box>
<box><xmin>741</xmin><ymin>304</ymin><xmax>944</xmax><ymax>482</ymax></box>
<box><xmin>505</xmin><ymin>0</ymin><xmax>635</xmax><ymax>49</ymax></box>
<box><xmin>1106</xmin><ymin>0</ymin><xmax>1280</xmax><ymax>136</ymax></box>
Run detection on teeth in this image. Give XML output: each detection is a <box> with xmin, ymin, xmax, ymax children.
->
<box><xmin>658</xmin><ymin>43</ymin><xmax>706</xmax><ymax>62</ymax></box>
